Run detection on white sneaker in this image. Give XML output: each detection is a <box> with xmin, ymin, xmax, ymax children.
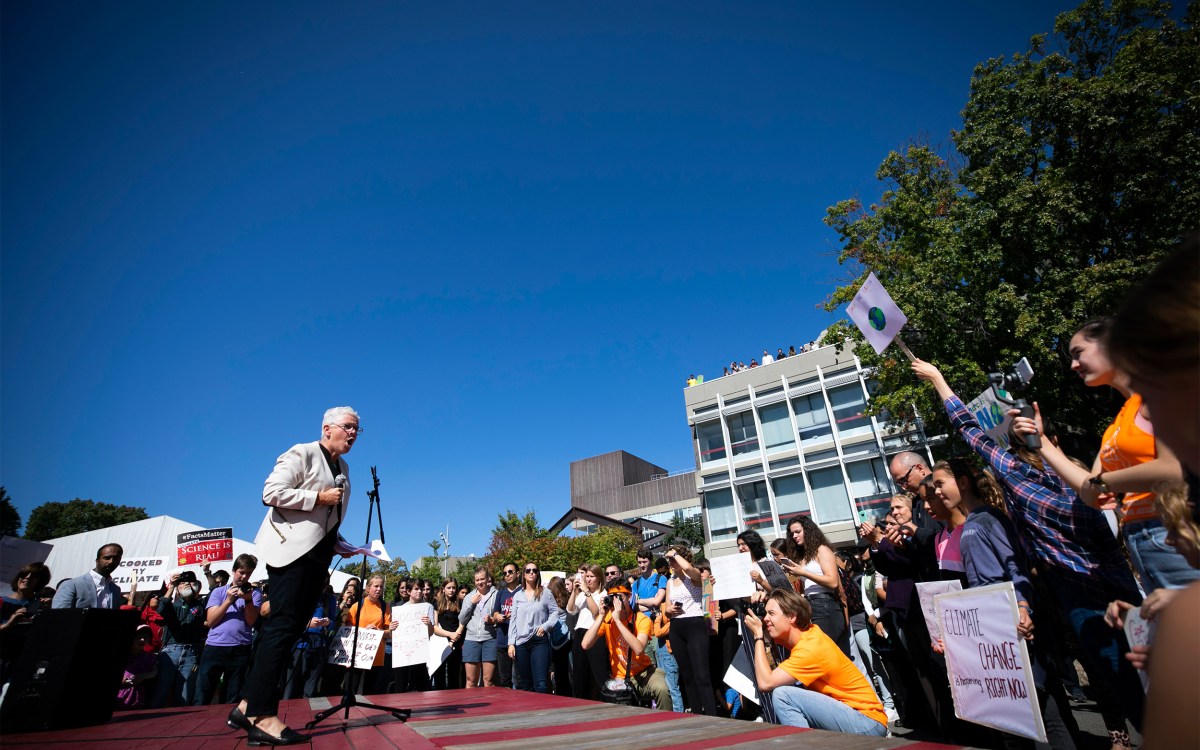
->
<box><xmin>886</xmin><ymin>707</ymin><xmax>900</xmax><ymax>724</ymax></box>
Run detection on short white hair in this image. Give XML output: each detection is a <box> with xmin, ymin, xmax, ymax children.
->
<box><xmin>322</xmin><ymin>406</ymin><xmax>360</xmax><ymax>430</ymax></box>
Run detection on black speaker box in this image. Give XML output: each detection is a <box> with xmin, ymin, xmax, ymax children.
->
<box><xmin>1</xmin><ymin>607</ymin><xmax>140</xmax><ymax>732</ymax></box>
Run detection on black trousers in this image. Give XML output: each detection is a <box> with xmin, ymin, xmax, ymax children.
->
<box><xmin>668</xmin><ymin>616</ymin><xmax>718</xmax><ymax>716</ymax></box>
<box><xmin>243</xmin><ymin>553</ymin><xmax>330</xmax><ymax>716</ymax></box>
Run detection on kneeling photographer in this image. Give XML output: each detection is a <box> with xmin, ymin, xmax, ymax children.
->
<box><xmin>581</xmin><ymin>583</ymin><xmax>673</xmax><ymax>710</ymax></box>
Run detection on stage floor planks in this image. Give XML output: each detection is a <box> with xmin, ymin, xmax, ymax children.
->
<box><xmin>2</xmin><ymin>688</ymin><xmax>962</xmax><ymax>749</ymax></box>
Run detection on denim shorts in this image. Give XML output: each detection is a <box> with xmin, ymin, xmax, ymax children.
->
<box><xmin>462</xmin><ymin>638</ymin><xmax>498</xmax><ymax>663</ymax></box>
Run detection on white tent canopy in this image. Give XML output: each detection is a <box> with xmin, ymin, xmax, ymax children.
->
<box><xmin>36</xmin><ymin>515</ymin><xmax>356</xmax><ymax>598</ymax></box>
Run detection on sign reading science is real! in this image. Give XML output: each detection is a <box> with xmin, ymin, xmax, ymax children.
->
<box><xmin>177</xmin><ymin>528</ymin><xmax>233</xmax><ymax>566</ymax></box>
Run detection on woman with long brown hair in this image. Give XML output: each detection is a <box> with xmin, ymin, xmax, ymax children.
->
<box><xmin>431</xmin><ymin>578</ymin><xmax>465</xmax><ymax>690</ymax></box>
<box><xmin>665</xmin><ymin>544</ymin><xmax>718</xmax><ymax>715</ymax></box>
<box><xmin>779</xmin><ymin>515</ymin><xmax>851</xmax><ymax>656</ymax></box>
<box><xmin>507</xmin><ymin>562</ymin><xmax>561</xmax><ymax>693</ymax></box>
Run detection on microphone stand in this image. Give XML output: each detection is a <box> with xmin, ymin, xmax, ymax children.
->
<box><xmin>307</xmin><ymin>466</ymin><xmax>410</xmax><ymax>728</ymax></box>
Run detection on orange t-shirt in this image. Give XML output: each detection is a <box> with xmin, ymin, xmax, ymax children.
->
<box><xmin>1099</xmin><ymin>393</ymin><xmax>1158</xmax><ymax>524</ymax></box>
<box><xmin>780</xmin><ymin>625</ymin><xmax>887</xmax><ymax>727</ymax></box>
<box><xmin>597</xmin><ymin>611</ymin><xmax>653</xmax><ymax>679</ymax></box>
<box><xmin>346</xmin><ymin>597</ymin><xmax>391</xmax><ymax>667</ymax></box>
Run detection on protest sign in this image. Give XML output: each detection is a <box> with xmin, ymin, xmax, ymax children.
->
<box><xmin>916</xmin><ymin>580</ymin><xmax>962</xmax><ymax>645</ymax></box>
<box><xmin>936</xmin><ymin>582</ymin><xmax>1046</xmax><ymax>742</ymax></box>
<box><xmin>0</xmin><ymin>537</ymin><xmax>51</xmax><ymax>597</ymax></box>
<box><xmin>111</xmin><ymin>556</ymin><xmax>168</xmax><ymax>592</ymax></box>
<box><xmin>391</xmin><ymin>605</ymin><xmax>432</xmax><ymax>668</ymax></box>
<box><xmin>965</xmin><ymin>386</ymin><xmax>1016</xmax><ymax>450</ymax></box>
<box><xmin>709</xmin><ymin>552</ymin><xmax>755</xmax><ymax>602</ymax></box>
<box><xmin>176</xmin><ymin>528</ymin><xmax>233</xmax><ymax>565</ymax></box>
<box><xmin>1123</xmin><ymin>608</ymin><xmax>1156</xmax><ymax>693</ymax></box>
<box><xmin>846</xmin><ymin>272</ymin><xmax>908</xmax><ymax>355</ymax></box>
<box><xmin>326</xmin><ymin>625</ymin><xmax>384</xmax><ymax>669</ymax></box>
<box><xmin>702</xmin><ymin>575</ymin><xmax>718</xmax><ymax>633</ymax></box>
<box><xmin>427</xmin><ymin>635</ymin><xmax>452</xmax><ymax>677</ymax></box>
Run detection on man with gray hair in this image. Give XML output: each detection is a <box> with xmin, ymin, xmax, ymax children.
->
<box><xmin>888</xmin><ymin>451</ymin><xmax>931</xmax><ymax>496</ymax></box>
<box><xmin>231</xmin><ymin>406</ymin><xmax>361</xmax><ymax>745</ymax></box>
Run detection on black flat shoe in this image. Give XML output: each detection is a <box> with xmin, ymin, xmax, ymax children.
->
<box><xmin>227</xmin><ymin>706</ymin><xmax>252</xmax><ymax>731</ymax></box>
<box><xmin>246</xmin><ymin>725</ymin><xmax>307</xmax><ymax>746</ymax></box>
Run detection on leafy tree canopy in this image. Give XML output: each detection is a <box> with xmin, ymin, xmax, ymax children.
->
<box><xmin>823</xmin><ymin>0</ymin><xmax>1198</xmax><ymax>452</ymax></box>
<box><xmin>0</xmin><ymin>487</ymin><xmax>21</xmax><ymax>537</ymax></box>
<box><xmin>24</xmin><ymin>498</ymin><xmax>150</xmax><ymax>541</ymax></box>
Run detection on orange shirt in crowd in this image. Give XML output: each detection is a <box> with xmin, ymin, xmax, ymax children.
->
<box><xmin>779</xmin><ymin>624</ymin><xmax>887</xmax><ymax>727</ymax></box>
<box><xmin>1099</xmin><ymin>393</ymin><xmax>1159</xmax><ymax>525</ymax></box>
<box><xmin>346</xmin><ymin>597</ymin><xmax>391</xmax><ymax>667</ymax></box>
<box><xmin>596</xmin><ymin>611</ymin><xmax>653</xmax><ymax>679</ymax></box>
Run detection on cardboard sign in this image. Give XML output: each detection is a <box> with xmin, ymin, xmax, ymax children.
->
<box><xmin>964</xmin><ymin>387</ymin><xmax>1015</xmax><ymax>450</ymax></box>
<box><xmin>709</xmin><ymin>552</ymin><xmax>756</xmax><ymax>601</ymax></box>
<box><xmin>111</xmin><ymin>556</ymin><xmax>169</xmax><ymax>592</ymax></box>
<box><xmin>391</xmin><ymin>605</ymin><xmax>433</xmax><ymax>668</ymax></box>
<box><xmin>326</xmin><ymin>625</ymin><xmax>384</xmax><ymax>670</ymax></box>
<box><xmin>176</xmin><ymin>528</ymin><xmax>233</xmax><ymax>565</ymax></box>
<box><xmin>846</xmin><ymin>272</ymin><xmax>908</xmax><ymax>355</ymax></box>
<box><xmin>0</xmin><ymin>537</ymin><xmax>52</xmax><ymax>598</ymax></box>
<box><xmin>1123</xmin><ymin>608</ymin><xmax>1156</xmax><ymax>693</ymax></box>
<box><xmin>426</xmin><ymin>635</ymin><xmax>452</xmax><ymax>677</ymax></box>
<box><xmin>702</xmin><ymin>576</ymin><xmax>719</xmax><ymax>633</ymax></box>
<box><xmin>916</xmin><ymin>580</ymin><xmax>962</xmax><ymax>644</ymax></box>
<box><xmin>935</xmin><ymin>582</ymin><xmax>1046</xmax><ymax>743</ymax></box>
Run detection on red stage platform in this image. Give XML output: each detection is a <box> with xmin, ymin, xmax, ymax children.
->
<box><xmin>2</xmin><ymin>688</ymin><xmax>961</xmax><ymax>749</ymax></box>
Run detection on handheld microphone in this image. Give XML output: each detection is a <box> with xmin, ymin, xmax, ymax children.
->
<box><xmin>335</xmin><ymin>474</ymin><xmax>347</xmax><ymax>490</ymax></box>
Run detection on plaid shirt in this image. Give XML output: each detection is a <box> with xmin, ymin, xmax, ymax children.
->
<box><xmin>945</xmin><ymin>397</ymin><xmax>1138</xmax><ymax>602</ymax></box>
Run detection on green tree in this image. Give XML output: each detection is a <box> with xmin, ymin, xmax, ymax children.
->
<box><xmin>24</xmin><ymin>498</ymin><xmax>150</xmax><ymax>541</ymax></box>
<box><xmin>662</xmin><ymin>512</ymin><xmax>705</xmax><ymax>555</ymax></box>
<box><xmin>0</xmin><ymin>487</ymin><xmax>21</xmax><ymax>537</ymax></box>
<box><xmin>823</xmin><ymin>0</ymin><xmax>1198</xmax><ymax>447</ymax></box>
<box><xmin>482</xmin><ymin>510</ymin><xmax>641</xmax><ymax>576</ymax></box>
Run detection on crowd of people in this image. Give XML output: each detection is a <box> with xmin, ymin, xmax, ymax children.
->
<box><xmin>1</xmin><ymin>247</ymin><xmax>1195</xmax><ymax>746</ymax></box>
<box><xmin>686</xmin><ymin>339</ymin><xmax>825</xmax><ymax>386</ymax></box>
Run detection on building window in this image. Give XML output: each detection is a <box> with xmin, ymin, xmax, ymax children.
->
<box><xmin>727</xmin><ymin>412</ymin><xmax>759</xmax><ymax>456</ymax></box>
<box><xmin>807</xmin><ymin>466</ymin><xmax>853</xmax><ymax>524</ymax></box>
<box><xmin>737</xmin><ymin>481</ymin><xmax>773</xmax><ymax>533</ymax></box>
<box><xmin>697</xmin><ymin>420</ymin><xmax>726</xmax><ymax>463</ymax></box>
<box><xmin>847</xmin><ymin>458</ymin><xmax>892</xmax><ymax>524</ymax></box>
<box><xmin>758</xmin><ymin>402</ymin><xmax>795</xmax><ymax>453</ymax></box>
<box><xmin>792</xmin><ymin>393</ymin><xmax>832</xmax><ymax>446</ymax></box>
<box><xmin>828</xmin><ymin>383</ymin><xmax>873</xmax><ymax>440</ymax></box>
<box><xmin>772</xmin><ymin>474</ymin><xmax>809</xmax><ymax>520</ymax></box>
<box><xmin>705</xmin><ymin>488</ymin><xmax>737</xmax><ymax>542</ymax></box>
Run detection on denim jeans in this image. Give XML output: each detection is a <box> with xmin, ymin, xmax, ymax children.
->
<box><xmin>151</xmin><ymin>642</ymin><xmax>200</xmax><ymax>708</ymax></box>
<box><xmin>655</xmin><ymin>643</ymin><xmax>684</xmax><ymax>712</ymax></box>
<box><xmin>514</xmin><ymin>634</ymin><xmax>551</xmax><ymax>693</ymax></box>
<box><xmin>773</xmin><ymin>685</ymin><xmax>888</xmax><ymax>736</ymax></box>
<box><xmin>1125</xmin><ymin>520</ymin><xmax>1200</xmax><ymax>593</ymax></box>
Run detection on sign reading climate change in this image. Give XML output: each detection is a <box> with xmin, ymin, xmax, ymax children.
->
<box><xmin>177</xmin><ymin>528</ymin><xmax>233</xmax><ymax>566</ymax></box>
<box><xmin>846</xmin><ymin>272</ymin><xmax>908</xmax><ymax>355</ymax></box>
<box><xmin>936</xmin><ymin>582</ymin><xmax>1046</xmax><ymax>743</ymax></box>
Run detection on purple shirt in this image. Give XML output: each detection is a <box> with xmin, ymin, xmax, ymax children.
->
<box><xmin>204</xmin><ymin>584</ymin><xmax>262</xmax><ymax>647</ymax></box>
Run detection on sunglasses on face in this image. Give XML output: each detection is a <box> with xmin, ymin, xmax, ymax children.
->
<box><xmin>524</xmin><ymin>568</ymin><xmax>539</xmax><ymax>574</ymax></box>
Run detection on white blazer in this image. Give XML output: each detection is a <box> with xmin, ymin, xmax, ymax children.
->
<box><xmin>253</xmin><ymin>441</ymin><xmax>350</xmax><ymax>569</ymax></box>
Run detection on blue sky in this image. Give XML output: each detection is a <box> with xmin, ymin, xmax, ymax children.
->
<box><xmin>3</xmin><ymin>1</ymin><xmax>1081</xmax><ymax>566</ymax></box>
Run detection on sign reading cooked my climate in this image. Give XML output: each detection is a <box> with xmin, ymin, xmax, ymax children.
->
<box><xmin>177</xmin><ymin>528</ymin><xmax>233</xmax><ymax>566</ymax></box>
<box><xmin>935</xmin><ymin>582</ymin><xmax>1046</xmax><ymax>743</ymax></box>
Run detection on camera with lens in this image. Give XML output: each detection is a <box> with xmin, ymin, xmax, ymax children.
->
<box><xmin>747</xmin><ymin>601</ymin><xmax>767</xmax><ymax>619</ymax></box>
<box><xmin>602</xmin><ymin>594</ymin><xmax>615</xmax><ymax>610</ymax></box>
<box><xmin>987</xmin><ymin>356</ymin><xmax>1040</xmax><ymax>450</ymax></box>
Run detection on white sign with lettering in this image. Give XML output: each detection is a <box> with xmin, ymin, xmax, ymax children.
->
<box><xmin>326</xmin><ymin>625</ymin><xmax>384</xmax><ymax>670</ymax></box>
<box><xmin>936</xmin><ymin>582</ymin><xmax>1046</xmax><ymax>743</ymax></box>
